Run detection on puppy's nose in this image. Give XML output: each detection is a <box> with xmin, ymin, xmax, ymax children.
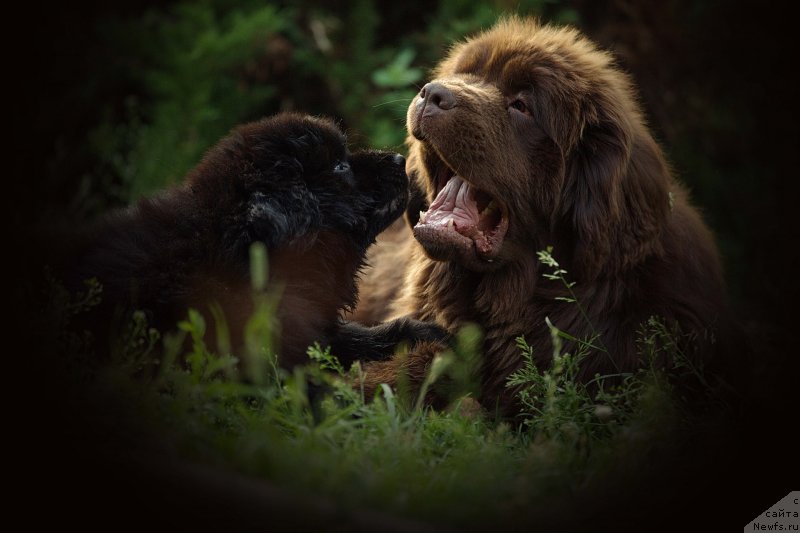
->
<box><xmin>392</xmin><ymin>153</ymin><xmax>406</xmax><ymax>166</ymax></box>
<box><xmin>419</xmin><ymin>82</ymin><xmax>455</xmax><ymax>111</ymax></box>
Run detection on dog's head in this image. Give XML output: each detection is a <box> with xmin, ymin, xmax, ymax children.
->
<box><xmin>188</xmin><ymin>113</ymin><xmax>408</xmax><ymax>255</ymax></box>
<box><xmin>407</xmin><ymin>17</ymin><xmax>671</xmax><ymax>277</ymax></box>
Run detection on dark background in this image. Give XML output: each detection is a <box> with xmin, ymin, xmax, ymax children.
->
<box><xmin>11</xmin><ymin>0</ymin><xmax>798</xmax><ymax>529</ymax></box>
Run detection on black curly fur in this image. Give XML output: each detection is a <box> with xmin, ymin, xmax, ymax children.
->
<box><xmin>65</xmin><ymin>113</ymin><xmax>446</xmax><ymax>368</ymax></box>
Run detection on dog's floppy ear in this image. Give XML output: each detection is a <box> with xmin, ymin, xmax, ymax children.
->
<box><xmin>224</xmin><ymin>183</ymin><xmax>322</xmax><ymax>257</ymax></box>
<box><xmin>244</xmin><ymin>191</ymin><xmax>296</xmax><ymax>249</ymax></box>
<box><xmin>560</xmin><ymin>105</ymin><xmax>670</xmax><ymax>280</ymax></box>
<box><xmin>253</xmin><ymin>184</ymin><xmax>321</xmax><ymax>242</ymax></box>
<box><xmin>561</xmin><ymin>114</ymin><xmax>628</xmax><ymax>279</ymax></box>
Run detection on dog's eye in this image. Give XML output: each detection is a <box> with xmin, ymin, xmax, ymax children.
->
<box><xmin>332</xmin><ymin>161</ymin><xmax>355</xmax><ymax>188</ymax></box>
<box><xmin>509</xmin><ymin>99</ymin><xmax>530</xmax><ymax>115</ymax></box>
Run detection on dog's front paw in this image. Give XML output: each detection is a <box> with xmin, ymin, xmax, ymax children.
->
<box><xmin>401</xmin><ymin>318</ymin><xmax>451</xmax><ymax>346</ymax></box>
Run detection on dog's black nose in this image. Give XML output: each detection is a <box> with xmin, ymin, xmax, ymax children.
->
<box><xmin>419</xmin><ymin>82</ymin><xmax>455</xmax><ymax>111</ymax></box>
<box><xmin>392</xmin><ymin>153</ymin><xmax>406</xmax><ymax>167</ymax></box>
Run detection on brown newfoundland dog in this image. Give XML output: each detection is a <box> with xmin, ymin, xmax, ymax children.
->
<box><xmin>353</xmin><ymin>18</ymin><xmax>740</xmax><ymax>414</ymax></box>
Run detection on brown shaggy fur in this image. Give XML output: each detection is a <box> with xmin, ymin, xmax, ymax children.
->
<box><xmin>352</xmin><ymin>18</ymin><xmax>740</xmax><ymax>415</ymax></box>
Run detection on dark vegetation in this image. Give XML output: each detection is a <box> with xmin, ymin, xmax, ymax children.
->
<box><xmin>12</xmin><ymin>1</ymin><xmax>797</xmax><ymax>530</ymax></box>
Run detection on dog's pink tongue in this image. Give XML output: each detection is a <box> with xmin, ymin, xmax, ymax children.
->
<box><xmin>419</xmin><ymin>175</ymin><xmax>480</xmax><ymax>229</ymax></box>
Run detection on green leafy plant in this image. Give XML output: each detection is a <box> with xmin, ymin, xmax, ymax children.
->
<box><xmin>43</xmin><ymin>237</ymin><xmax>721</xmax><ymax>531</ymax></box>
<box><xmin>505</xmin><ymin>248</ymin><xmax>695</xmax><ymax>459</ymax></box>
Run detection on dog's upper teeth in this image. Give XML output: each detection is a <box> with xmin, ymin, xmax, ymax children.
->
<box><xmin>481</xmin><ymin>200</ymin><xmax>497</xmax><ymax>215</ymax></box>
<box><xmin>419</xmin><ymin>211</ymin><xmax>427</xmax><ymax>223</ymax></box>
<box><xmin>446</xmin><ymin>218</ymin><xmax>454</xmax><ymax>229</ymax></box>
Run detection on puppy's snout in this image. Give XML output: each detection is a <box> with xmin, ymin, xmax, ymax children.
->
<box><xmin>350</xmin><ymin>151</ymin><xmax>408</xmax><ymax>192</ymax></box>
<box><xmin>419</xmin><ymin>82</ymin><xmax>456</xmax><ymax>111</ymax></box>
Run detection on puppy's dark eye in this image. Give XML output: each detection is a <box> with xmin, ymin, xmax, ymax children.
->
<box><xmin>332</xmin><ymin>160</ymin><xmax>355</xmax><ymax>188</ymax></box>
<box><xmin>509</xmin><ymin>99</ymin><xmax>530</xmax><ymax>115</ymax></box>
<box><xmin>333</xmin><ymin>161</ymin><xmax>351</xmax><ymax>174</ymax></box>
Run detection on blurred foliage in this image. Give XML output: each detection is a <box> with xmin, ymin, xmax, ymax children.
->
<box><xmin>90</xmin><ymin>4</ymin><xmax>285</xmax><ymax>200</ymax></box>
<box><xmin>69</xmin><ymin>0</ymin><xmax>577</xmax><ymax>209</ymax></box>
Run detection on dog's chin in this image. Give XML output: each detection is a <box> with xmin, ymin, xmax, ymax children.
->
<box><xmin>413</xmin><ymin>225</ymin><xmax>504</xmax><ymax>271</ymax></box>
<box><xmin>378</xmin><ymin>189</ymin><xmax>409</xmax><ymax>229</ymax></box>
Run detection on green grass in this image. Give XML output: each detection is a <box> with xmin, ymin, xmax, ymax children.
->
<box><xmin>41</xmin><ymin>245</ymin><xmax>731</xmax><ymax>530</ymax></box>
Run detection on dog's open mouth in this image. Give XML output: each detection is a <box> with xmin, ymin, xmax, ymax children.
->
<box><xmin>413</xmin><ymin>174</ymin><xmax>508</xmax><ymax>265</ymax></box>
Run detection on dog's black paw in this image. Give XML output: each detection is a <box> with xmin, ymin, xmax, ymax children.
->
<box><xmin>328</xmin><ymin>316</ymin><xmax>451</xmax><ymax>366</ymax></box>
<box><xmin>393</xmin><ymin>317</ymin><xmax>451</xmax><ymax>346</ymax></box>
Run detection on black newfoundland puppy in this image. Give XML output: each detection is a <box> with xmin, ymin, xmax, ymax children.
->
<box><xmin>67</xmin><ymin>113</ymin><xmax>442</xmax><ymax>369</ymax></box>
